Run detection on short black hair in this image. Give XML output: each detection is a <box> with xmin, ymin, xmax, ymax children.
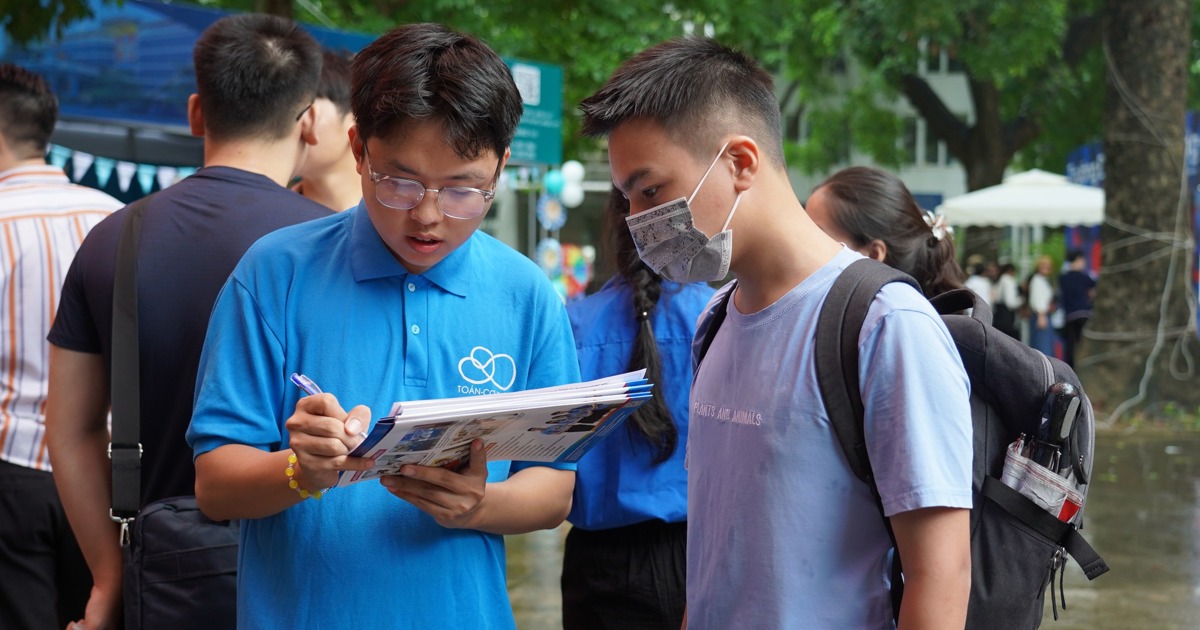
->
<box><xmin>351</xmin><ymin>23</ymin><xmax>523</xmax><ymax>161</ymax></box>
<box><xmin>318</xmin><ymin>48</ymin><xmax>353</xmax><ymax>117</ymax></box>
<box><xmin>193</xmin><ymin>14</ymin><xmax>322</xmax><ymax>142</ymax></box>
<box><xmin>1066</xmin><ymin>250</ymin><xmax>1084</xmax><ymax>264</ymax></box>
<box><xmin>580</xmin><ymin>37</ymin><xmax>784</xmax><ymax>167</ymax></box>
<box><xmin>0</xmin><ymin>64</ymin><xmax>57</xmax><ymax>159</ymax></box>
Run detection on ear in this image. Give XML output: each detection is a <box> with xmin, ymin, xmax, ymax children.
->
<box><xmin>724</xmin><ymin>135</ymin><xmax>760</xmax><ymax>194</ymax></box>
<box><xmin>187</xmin><ymin>94</ymin><xmax>204</xmax><ymax>137</ymax></box>
<box><xmin>498</xmin><ymin>146</ymin><xmax>511</xmax><ymax>174</ymax></box>
<box><xmin>865</xmin><ymin>238</ymin><xmax>888</xmax><ymax>262</ymax></box>
<box><xmin>349</xmin><ymin>125</ymin><xmax>364</xmax><ymax>175</ymax></box>
<box><xmin>299</xmin><ymin>103</ymin><xmax>318</xmax><ymax>147</ymax></box>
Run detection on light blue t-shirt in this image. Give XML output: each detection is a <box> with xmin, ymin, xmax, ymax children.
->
<box><xmin>687</xmin><ymin>248</ymin><xmax>972</xmax><ymax>629</ymax></box>
<box><xmin>566</xmin><ymin>278</ymin><xmax>714</xmax><ymax>530</ymax></box>
<box><xmin>186</xmin><ymin>203</ymin><xmax>579</xmax><ymax>629</ymax></box>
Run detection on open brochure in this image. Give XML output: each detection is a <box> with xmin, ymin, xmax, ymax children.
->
<box><xmin>336</xmin><ymin>371</ymin><xmax>651</xmax><ymax>487</ymax></box>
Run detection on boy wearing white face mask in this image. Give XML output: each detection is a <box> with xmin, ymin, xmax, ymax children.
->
<box><xmin>582</xmin><ymin>39</ymin><xmax>973</xmax><ymax>629</ymax></box>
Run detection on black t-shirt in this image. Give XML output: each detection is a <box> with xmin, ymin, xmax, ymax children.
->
<box><xmin>49</xmin><ymin>166</ymin><xmax>332</xmax><ymax>507</ymax></box>
<box><xmin>1058</xmin><ymin>269</ymin><xmax>1096</xmax><ymax>318</ymax></box>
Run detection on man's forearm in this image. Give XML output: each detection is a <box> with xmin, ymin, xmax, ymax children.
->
<box><xmin>469</xmin><ymin>467</ymin><xmax>574</xmax><ymax>535</ymax></box>
<box><xmin>45</xmin><ymin>346</ymin><xmax>123</xmax><ymax>601</ymax></box>
<box><xmin>50</xmin><ymin>423</ymin><xmax>123</xmax><ymax>588</ymax></box>
<box><xmin>195</xmin><ymin>445</ymin><xmax>304</xmax><ymax>521</ymax></box>
<box><xmin>892</xmin><ymin>507</ymin><xmax>971</xmax><ymax>630</ymax></box>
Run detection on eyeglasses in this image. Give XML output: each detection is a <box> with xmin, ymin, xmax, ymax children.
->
<box><xmin>363</xmin><ymin>146</ymin><xmax>499</xmax><ymax>220</ymax></box>
<box><xmin>295</xmin><ymin>101</ymin><xmax>313</xmax><ymax>121</ymax></box>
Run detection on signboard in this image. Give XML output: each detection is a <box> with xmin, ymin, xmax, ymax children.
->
<box><xmin>505</xmin><ymin>58</ymin><xmax>563</xmax><ymax>166</ymax></box>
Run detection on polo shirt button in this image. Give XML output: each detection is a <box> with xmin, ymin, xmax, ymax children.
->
<box><xmin>407</xmin><ymin>282</ymin><xmax>416</xmax><ymax>292</ymax></box>
<box><xmin>411</xmin><ymin>324</ymin><xmax>420</xmax><ymax>335</ymax></box>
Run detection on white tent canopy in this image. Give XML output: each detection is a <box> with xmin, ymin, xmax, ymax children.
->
<box><xmin>936</xmin><ymin>169</ymin><xmax>1105</xmax><ymax>227</ymax></box>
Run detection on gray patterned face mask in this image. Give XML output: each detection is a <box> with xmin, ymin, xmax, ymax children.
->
<box><xmin>625</xmin><ymin>143</ymin><xmax>743</xmax><ymax>283</ymax></box>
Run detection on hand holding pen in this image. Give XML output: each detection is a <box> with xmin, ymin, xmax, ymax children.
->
<box><xmin>290</xmin><ymin>373</ymin><xmax>369</xmax><ymax>439</ymax></box>
<box><xmin>285</xmin><ymin>373</ymin><xmax>374</xmax><ymax>491</ymax></box>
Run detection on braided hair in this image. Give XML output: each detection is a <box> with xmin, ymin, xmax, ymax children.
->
<box><xmin>606</xmin><ymin>186</ymin><xmax>678</xmax><ymax>464</ymax></box>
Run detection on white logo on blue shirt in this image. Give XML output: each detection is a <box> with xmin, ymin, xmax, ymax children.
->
<box><xmin>457</xmin><ymin>346</ymin><xmax>516</xmax><ymax>392</ymax></box>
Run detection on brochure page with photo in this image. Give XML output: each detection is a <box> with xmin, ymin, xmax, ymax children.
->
<box><xmin>336</xmin><ymin>371</ymin><xmax>650</xmax><ymax>487</ymax></box>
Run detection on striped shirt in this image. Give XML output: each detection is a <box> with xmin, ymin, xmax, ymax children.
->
<box><xmin>0</xmin><ymin>164</ymin><xmax>122</xmax><ymax>471</ymax></box>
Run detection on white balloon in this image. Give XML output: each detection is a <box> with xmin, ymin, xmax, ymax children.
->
<box><xmin>561</xmin><ymin>160</ymin><xmax>586</xmax><ymax>184</ymax></box>
<box><xmin>561</xmin><ymin>182</ymin><xmax>586</xmax><ymax>208</ymax></box>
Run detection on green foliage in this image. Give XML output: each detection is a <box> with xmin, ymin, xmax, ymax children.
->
<box><xmin>1</xmin><ymin>0</ymin><xmax>114</xmax><ymax>46</ymax></box>
<box><xmin>17</xmin><ymin>0</ymin><xmax>1195</xmax><ymax>179</ymax></box>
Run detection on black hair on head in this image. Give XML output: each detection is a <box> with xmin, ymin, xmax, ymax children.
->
<box><xmin>193</xmin><ymin>13</ymin><xmax>322</xmax><ymax>142</ymax></box>
<box><xmin>580</xmin><ymin>37</ymin><xmax>784</xmax><ymax>167</ymax></box>
<box><xmin>351</xmin><ymin>23</ymin><xmax>522</xmax><ymax>161</ymax></box>
<box><xmin>0</xmin><ymin>64</ymin><xmax>57</xmax><ymax>158</ymax></box>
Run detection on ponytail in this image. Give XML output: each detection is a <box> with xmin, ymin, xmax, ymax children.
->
<box><xmin>915</xmin><ymin>230</ymin><xmax>966</xmax><ymax>297</ymax></box>
<box><xmin>811</xmin><ymin>166</ymin><xmax>966</xmax><ymax>298</ymax></box>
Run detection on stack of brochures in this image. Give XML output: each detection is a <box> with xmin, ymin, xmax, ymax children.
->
<box><xmin>337</xmin><ymin>371</ymin><xmax>651</xmax><ymax>487</ymax></box>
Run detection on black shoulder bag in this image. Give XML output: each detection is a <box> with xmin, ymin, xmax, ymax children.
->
<box><xmin>111</xmin><ymin>195</ymin><xmax>240</xmax><ymax>629</ymax></box>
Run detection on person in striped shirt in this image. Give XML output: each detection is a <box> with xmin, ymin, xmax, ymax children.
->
<box><xmin>0</xmin><ymin>63</ymin><xmax>123</xmax><ymax>630</ymax></box>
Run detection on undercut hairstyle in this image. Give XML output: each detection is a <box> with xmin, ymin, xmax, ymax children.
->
<box><xmin>351</xmin><ymin>23</ymin><xmax>522</xmax><ymax>161</ymax></box>
<box><xmin>580</xmin><ymin>37</ymin><xmax>785</xmax><ymax>168</ymax></box>
<box><xmin>0</xmin><ymin>64</ymin><xmax>57</xmax><ymax>159</ymax></box>
<box><xmin>605</xmin><ymin>186</ymin><xmax>678</xmax><ymax>463</ymax></box>
<box><xmin>813</xmin><ymin>166</ymin><xmax>965</xmax><ymax>297</ymax></box>
<box><xmin>192</xmin><ymin>14</ymin><xmax>322</xmax><ymax>142</ymax></box>
<box><xmin>318</xmin><ymin>49</ymin><xmax>353</xmax><ymax>117</ymax></box>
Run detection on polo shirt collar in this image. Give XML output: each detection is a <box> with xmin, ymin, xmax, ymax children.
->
<box><xmin>348</xmin><ymin>201</ymin><xmax>474</xmax><ymax>297</ymax></box>
<box><xmin>0</xmin><ymin>164</ymin><xmax>70</xmax><ymax>186</ymax></box>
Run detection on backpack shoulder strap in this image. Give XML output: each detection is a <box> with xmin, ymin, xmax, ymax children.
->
<box><xmin>692</xmin><ymin>280</ymin><xmax>736</xmax><ymax>373</ymax></box>
<box><xmin>814</xmin><ymin>258</ymin><xmax>919</xmax><ymax>485</ymax></box>
<box><xmin>814</xmin><ymin>258</ymin><xmax>920</xmax><ymax>622</ymax></box>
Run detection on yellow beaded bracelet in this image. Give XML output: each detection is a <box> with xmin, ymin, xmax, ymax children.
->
<box><xmin>286</xmin><ymin>453</ymin><xmax>325</xmax><ymax>500</ymax></box>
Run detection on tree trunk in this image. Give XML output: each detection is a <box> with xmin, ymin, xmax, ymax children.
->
<box><xmin>1078</xmin><ymin>0</ymin><xmax>1197</xmax><ymax>417</ymax></box>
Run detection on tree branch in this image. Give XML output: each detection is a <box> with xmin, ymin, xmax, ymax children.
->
<box><xmin>1063</xmin><ymin>13</ymin><xmax>1103</xmax><ymax>69</ymax></box>
<box><xmin>899</xmin><ymin>73</ymin><xmax>970</xmax><ymax>159</ymax></box>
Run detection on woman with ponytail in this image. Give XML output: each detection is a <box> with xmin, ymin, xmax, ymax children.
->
<box><xmin>806</xmin><ymin>166</ymin><xmax>966</xmax><ymax>298</ymax></box>
<box><xmin>560</xmin><ymin>187</ymin><xmax>715</xmax><ymax>630</ymax></box>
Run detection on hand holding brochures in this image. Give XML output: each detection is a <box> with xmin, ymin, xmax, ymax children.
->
<box><xmin>332</xmin><ymin>371</ymin><xmax>651</xmax><ymax>488</ymax></box>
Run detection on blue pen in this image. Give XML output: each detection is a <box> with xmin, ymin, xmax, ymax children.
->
<box><xmin>289</xmin><ymin>373</ymin><xmax>368</xmax><ymax>439</ymax></box>
<box><xmin>290</xmin><ymin>372</ymin><xmax>323</xmax><ymax>396</ymax></box>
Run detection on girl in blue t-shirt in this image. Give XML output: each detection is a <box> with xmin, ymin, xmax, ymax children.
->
<box><xmin>561</xmin><ymin>187</ymin><xmax>714</xmax><ymax>630</ymax></box>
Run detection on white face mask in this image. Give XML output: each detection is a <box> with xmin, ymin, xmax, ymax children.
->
<box><xmin>624</xmin><ymin>143</ymin><xmax>743</xmax><ymax>283</ymax></box>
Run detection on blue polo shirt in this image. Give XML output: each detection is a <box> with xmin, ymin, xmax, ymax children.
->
<box><xmin>186</xmin><ymin>202</ymin><xmax>579</xmax><ymax>629</ymax></box>
<box><xmin>566</xmin><ymin>278</ymin><xmax>714</xmax><ymax>530</ymax></box>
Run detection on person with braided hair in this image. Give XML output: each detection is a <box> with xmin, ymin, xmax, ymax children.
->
<box><xmin>806</xmin><ymin>166</ymin><xmax>966</xmax><ymax>299</ymax></box>
<box><xmin>560</xmin><ymin>186</ymin><xmax>714</xmax><ymax>630</ymax></box>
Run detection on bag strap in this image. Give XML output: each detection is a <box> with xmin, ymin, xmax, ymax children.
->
<box><xmin>982</xmin><ymin>477</ymin><xmax>1111</xmax><ymax>580</ymax></box>
<box><xmin>693</xmin><ymin>281</ymin><xmax>735</xmax><ymax>371</ymax></box>
<box><xmin>814</xmin><ymin>258</ymin><xmax>920</xmax><ymax>486</ymax></box>
<box><xmin>111</xmin><ymin>195</ymin><xmax>153</xmax><ymax>522</ymax></box>
<box><xmin>929</xmin><ymin>287</ymin><xmax>994</xmax><ymax>325</ymax></box>
<box><xmin>813</xmin><ymin>258</ymin><xmax>920</xmax><ymax>622</ymax></box>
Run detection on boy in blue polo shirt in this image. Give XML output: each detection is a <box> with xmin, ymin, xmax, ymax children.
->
<box><xmin>186</xmin><ymin>24</ymin><xmax>578</xmax><ymax>629</ymax></box>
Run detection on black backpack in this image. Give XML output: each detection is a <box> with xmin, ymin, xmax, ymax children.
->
<box><xmin>694</xmin><ymin>259</ymin><xmax>1109</xmax><ymax>629</ymax></box>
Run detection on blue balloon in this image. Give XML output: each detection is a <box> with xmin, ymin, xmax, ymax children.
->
<box><xmin>544</xmin><ymin>170</ymin><xmax>565</xmax><ymax>196</ymax></box>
